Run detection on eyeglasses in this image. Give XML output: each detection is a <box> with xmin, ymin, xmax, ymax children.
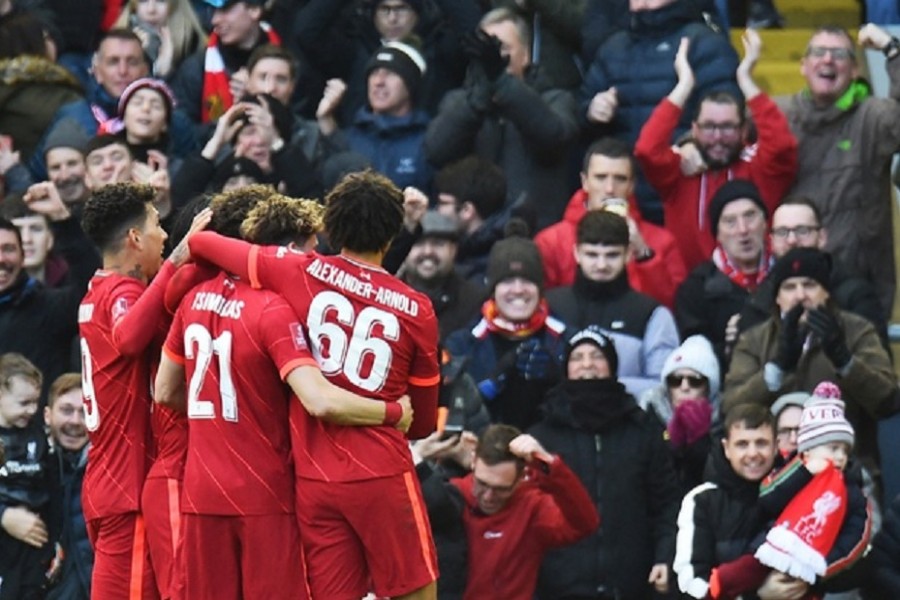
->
<box><xmin>771</xmin><ymin>225</ymin><xmax>820</xmax><ymax>240</ymax></box>
<box><xmin>376</xmin><ymin>3</ymin><xmax>413</xmax><ymax>16</ymax></box>
<box><xmin>806</xmin><ymin>46</ymin><xmax>855</xmax><ymax>62</ymax></box>
<box><xmin>665</xmin><ymin>374</ymin><xmax>708</xmax><ymax>389</ymax></box>
<box><xmin>695</xmin><ymin>122</ymin><xmax>742</xmax><ymax>136</ymax></box>
<box><xmin>473</xmin><ymin>476</ymin><xmax>519</xmax><ymax>496</ymax></box>
<box><xmin>777</xmin><ymin>426</ymin><xmax>800</xmax><ymax>439</ymax></box>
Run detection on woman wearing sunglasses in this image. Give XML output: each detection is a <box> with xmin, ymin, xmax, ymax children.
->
<box><xmin>639</xmin><ymin>335</ymin><xmax>721</xmax><ymax>492</ymax></box>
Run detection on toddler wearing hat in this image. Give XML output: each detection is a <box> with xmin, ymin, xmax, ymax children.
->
<box><xmin>707</xmin><ymin>382</ymin><xmax>872</xmax><ymax>599</ymax></box>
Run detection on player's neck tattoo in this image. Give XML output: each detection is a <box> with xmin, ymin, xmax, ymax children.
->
<box><xmin>127</xmin><ymin>264</ymin><xmax>144</xmax><ymax>281</ymax></box>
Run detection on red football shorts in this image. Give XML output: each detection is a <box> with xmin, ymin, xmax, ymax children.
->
<box><xmin>87</xmin><ymin>512</ymin><xmax>159</xmax><ymax>600</ymax></box>
<box><xmin>141</xmin><ymin>477</ymin><xmax>182</xmax><ymax>599</ymax></box>
<box><xmin>179</xmin><ymin>513</ymin><xmax>310</xmax><ymax>600</ymax></box>
<box><xmin>295</xmin><ymin>470</ymin><xmax>438</xmax><ymax>599</ymax></box>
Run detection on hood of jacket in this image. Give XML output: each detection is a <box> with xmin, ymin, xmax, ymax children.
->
<box><xmin>790</xmin><ymin>78</ymin><xmax>871</xmax><ymax>132</ymax></box>
<box><xmin>560</xmin><ymin>188</ymin><xmax>646</xmax><ymax>227</ymax></box>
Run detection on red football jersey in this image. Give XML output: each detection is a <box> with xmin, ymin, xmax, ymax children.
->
<box><xmin>247</xmin><ymin>247</ymin><xmax>441</xmax><ymax>482</ymax></box>
<box><xmin>164</xmin><ymin>272</ymin><xmax>317</xmax><ymax>515</ymax></box>
<box><xmin>79</xmin><ymin>271</ymin><xmax>158</xmax><ymax>520</ymax></box>
<box><xmin>146</xmin><ymin>403</ymin><xmax>187</xmax><ymax>481</ymax></box>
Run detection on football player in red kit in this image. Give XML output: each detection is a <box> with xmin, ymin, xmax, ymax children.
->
<box><xmin>189</xmin><ymin>172</ymin><xmax>440</xmax><ymax>599</ymax></box>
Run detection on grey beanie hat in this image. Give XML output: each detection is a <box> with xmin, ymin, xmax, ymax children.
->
<box><xmin>44</xmin><ymin>119</ymin><xmax>90</xmax><ymax>156</ymax></box>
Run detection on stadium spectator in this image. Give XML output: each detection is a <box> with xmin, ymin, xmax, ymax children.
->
<box><xmin>580</xmin><ymin>0</ymin><xmax>739</xmax><ymax>223</ymax></box>
<box><xmin>724</xmin><ymin>247</ymin><xmax>898</xmax><ymax>472</ymax></box>
<box><xmin>418</xmin><ymin>423</ymin><xmax>600</xmax><ymax>600</ymax></box>
<box><xmin>424</xmin><ymin>8</ymin><xmax>580</xmax><ymax>230</ymax></box>
<box><xmin>317</xmin><ymin>42</ymin><xmax>433</xmax><ymax>192</ymax></box>
<box><xmin>288</xmin><ymin>0</ymin><xmax>480</xmax><ymax>120</ymax></box>
<box><xmin>779</xmin><ymin>23</ymin><xmax>900</xmax><ymax>321</ymax></box>
<box><xmin>535</xmin><ymin>138</ymin><xmax>687</xmax><ymax>307</ymax></box>
<box><xmin>171</xmin><ymin>0</ymin><xmax>281</xmax><ymax>124</ymax></box>
<box><xmin>44</xmin><ymin>373</ymin><xmax>92</xmax><ymax>600</ymax></box>
<box><xmin>0</xmin><ymin>354</ymin><xmax>52</xmax><ymax>599</ymax></box>
<box><xmin>546</xmin><ymin>211</ymin><xmax>680</xmax><ymax>398</ymax></box>
<box><xmin>400</xmin><ymin>211</ymin><xmax>485</xmax><ymax>340</ymax></box>
<box><xmin>0</xmin><ymin>13</ymin><xmax>82</xmax><ymax>164</ymax></box>
<box><xmin>530</xmin><ymin>327</ymin><xmax>680</xmax><ymax>599</ymax></box>
<box><xmin>737</xmin><ymin>197</ymin><xmax>887</xmax><ymax>349</ymax></box>
<box><xmin>674</xmin><ymin>179</ymin><xmax>772</xmax><ymax>370</ymax></box>
<box><xmin>444</xmin><ymin>222</ymin><xmax>567</xmax><ymax>431</ymax></box>
<box><xmin>0</xmin><ymin>184</ymin><xmax>97</xmax><ymax>401</ymax></box>
<box><xmin>635</xmin><ymin>30</ymin><xmax>796</xmax><ymax>270</ymax></box>
<box><xmin>639</xmin><ymin>335</ymin><xmax>721</xmax><ymax>492</ymax></box>
<box><xmin>433</xmin><ymin>155</ymin><xmax>508</xmax><ymax>286</ymax></box>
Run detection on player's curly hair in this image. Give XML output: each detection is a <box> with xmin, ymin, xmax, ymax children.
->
<box><xmin>324</xmin><ymin>170</ymin><xmax>403</xmax><ymax>254</ymax></box>
<box><xmin>208</xmin><ymin>184</ymin><xmax>276</xmax><ymax>240</ymax></box>
<box><xmin>81</xmin><ymin>183</ymin><xmax>155</xmax><ymax>253</ymax></box>
<box><xmin>241</xmin><ymin>194</ymin><xmax>324</xmax><ymax>246</ymax></box>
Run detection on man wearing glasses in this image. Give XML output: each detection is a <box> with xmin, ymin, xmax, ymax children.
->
<box><xmin>635</xmin><ymin>29</ymin><xmax>797</xmax><ymax>271</ymax></box>
<box><xmin>418</xmin><ymin>423</ymin><xmax>598</xmax><ymax>600</ymax></box>
<box><xmin>779</xmin><ymin>23</ymin><xmax>900</xmax><ymax>323</ymax></box>
<box><xmin>738</xmin><ymin>196</ymin><xmax>888</xmax><ymax>347</ymax></box>
<box><xmin>723</xmin><ymin>246</ymin><xmax>897</xmax><ymax>475</ymax></box>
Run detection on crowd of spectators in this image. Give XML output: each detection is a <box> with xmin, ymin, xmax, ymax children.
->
<box><xmin>2</xmin><ymin>0</ymin><xmax>900</xmax><ymax>598</ymax></box>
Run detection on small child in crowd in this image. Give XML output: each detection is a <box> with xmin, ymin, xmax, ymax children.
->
<box><xmin>709</xmin><ymin>381</ymin><xmax>872</xmax><ymax>599</ymax></box>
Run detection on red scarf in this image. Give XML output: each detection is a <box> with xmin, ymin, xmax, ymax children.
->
<box><xmin>712</xmin><ymin>244</ymin><xmax>772</xmax><ymax>292</ymax></box>
<box><xmin>481</xmin><ymin>298</ymin><xmax>550</xmax><ymax>339</ymax></box>
<box><xmin>201</xmin><ymin>22</ymin><xmax>281</xmax><ymax>123</ymax></box>
<box><xmin>754</xmin><ymin>465</ymin><xmax>848</xmax><ymax>584</ymax></box>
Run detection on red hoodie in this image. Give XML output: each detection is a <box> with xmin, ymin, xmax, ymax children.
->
<box><xmin>452</xmin><ymin>456</ymin><xmax>599</xmax><ymax>600</ymax></box>
<box><xmin>634</xmin><ymin>94</ymin><xmax>797</xmax><ymax>271</ymax></box>
<box><xmin>534</xmin><ymin>189</ymin><xmax>688</xmax><ymax>308</ymax></box>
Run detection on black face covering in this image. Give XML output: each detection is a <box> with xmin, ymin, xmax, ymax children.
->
<box><xmin>564</xmin><ymin>378</ymin><xmax>636</xmax><ymax>432</ymax></box>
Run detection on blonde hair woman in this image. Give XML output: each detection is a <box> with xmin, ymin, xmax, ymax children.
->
<box><xmin>115</xmin><ymin>0</ymin><xmax>206</xmax><ymax>78</ymax></box>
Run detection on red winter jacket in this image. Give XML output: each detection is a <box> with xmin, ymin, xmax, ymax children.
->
<box><xmin>534</xmin><ymin>189</ymin><xmax>688</xmax><ymax>308</ymax></box>
<box><xmin>453</xmin><ymin>456</ymin><xmax>599</xmax><ymax>600</ymax></box>
<box><xmin>634</xmin><ymin>94</ymin><xmax>798</xmax><ymax>271</ymax></box>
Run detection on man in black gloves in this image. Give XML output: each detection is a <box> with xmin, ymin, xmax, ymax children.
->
<box><xmin>723</xmin><ymin>247</ymin><xmax>898</xmax><ymax>470</ymax></box>
<box><xmin>423</xmin><ymin>7</ymin><xmax>580</xmax><ymax>230</ymax></box>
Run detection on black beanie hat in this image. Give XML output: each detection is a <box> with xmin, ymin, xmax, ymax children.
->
<box><xmin>210</xmin><ymin>155</ymin><xmax>268</xmax><ymax>190</ymax></box>
<box><xmin>366</xmin><ymin>41</ymin><xmax>426</xmax><ymax>101</ymax></box>
<box><xmin>565</xmin><ymin>325</ymin><xmax>618</xmax><ymax>377</ymax></box>
<box><xmin>769</xmin><ymin>247</ymin><xmax>832</xmax><ymax>292</ymax></box>
<box><xmin>707</xmin><ymin>179</ymin><xmax>767</xmax><ymax>236</ymax></box>
<box><xmin>486</xmin><ymin>218</ymin><xmax>543</xmax><ymax>291</ymax></box>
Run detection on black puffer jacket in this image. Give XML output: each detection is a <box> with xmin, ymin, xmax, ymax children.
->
<box><xmin>672</xmin><ymin>445</ymin><xmax>768</xmax><ymax>599</ymax></box>
<box><xmin>529</xmin><ymin>378</ymin><xmax>680</xmax><ymax>600</ymax></box>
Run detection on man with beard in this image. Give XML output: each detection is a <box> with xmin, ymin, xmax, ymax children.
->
<box><xmin>635</xmin><ymin>29</ymin><xmax>797</xmax><ymax>270</ymax></box>
<box><xmin>44</xmin><ymin>121</ymin><xmax>91</xmax><ymax>212</ymax></box>
<box><xmin>44</xmin><ymin>373</ymin><xmax>92</xmax><ymax>600</ymax></box>
<box><xmin>400</xmin><ymin>211</ymin><xmax>484</xmax><ymax>340</ymax></box>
